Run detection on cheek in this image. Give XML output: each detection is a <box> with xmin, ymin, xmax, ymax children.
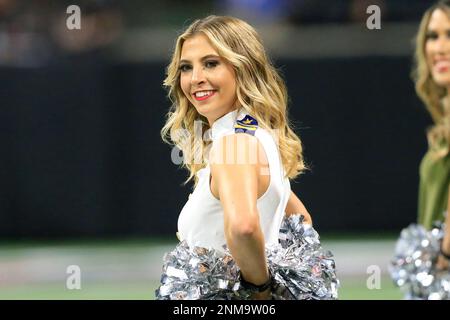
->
<box><xmin>221</xmin><ymin>70</ymin><xmax>237</xmax><ymax>97</ymax></box>
<box><xmin>425</xmin><ymin>44</ymin><xmax>436</xmax><ymax>73</ymax></box>
<box><xmin>425</xmin><ymin>42</ymin><xmax>433</xmax><ymax>62</ymax></box>
<box><xmin>228</xmin><ymin>78</ymin><xmax>237</xmax><ymax>100</ymax></box>
<box><xmin>180</xmin><ymin>75</ymin><xmax>190</xmax><ymax>97</ymax></box>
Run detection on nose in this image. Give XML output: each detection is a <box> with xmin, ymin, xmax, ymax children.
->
<box><xmin>191</xmin><ymin>65</ymin><xmax>206</xmax><ymax>86</ymax></box>
<box><xmin>434</xmin><ymin>35</ymin><xmax>450</xmax><ymax>53</ymax></box>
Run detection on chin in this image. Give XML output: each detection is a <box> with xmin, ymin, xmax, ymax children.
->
<box><xmin>193</xmin><ymin>108</ymin><xmax>206</xmax><ymax>118</ymax></box>
<box><xmin>434</xmin><ymin>79</ymin><xmax>450</xmax><ymax>88</ymax></box>
<box><xmin>193</xmin><ymin>106</ymin><xmax>215</xmax><ymax>121</ymax></box>
<box><xmin>432</xmin><ymin>74</ymin><xmax>450</xmax><ymax>87</ymax></box>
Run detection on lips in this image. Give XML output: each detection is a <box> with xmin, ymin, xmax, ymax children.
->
<box><xmin>192</xmin><ymin>90</ymin><xmax>216</xmax><ymax>101</ymax></box>
<box><xmin>434</xmin><ymin>60</ymin><xmax>450</xmax><ymax>73</ymax></box>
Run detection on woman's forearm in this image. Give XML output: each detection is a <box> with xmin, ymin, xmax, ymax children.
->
<box><xmin>442</xmin><ymin>187</ymin><xmax>450</xmax><ymax>254</ymax></box>
<box><xmin>285</xmin><ymin>191</ymin><xmax>312</xmax><ymax>224</ymax></box>
<box><xmin>225</xmin><ymin>218</ymin><xmax>269</xmax><ymax>286</ymax></box>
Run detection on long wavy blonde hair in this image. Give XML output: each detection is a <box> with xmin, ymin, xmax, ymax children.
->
<box><xmin>160</xmin><ymin>15</ymin><xmax>305</xmax><ymax>186</ymax></box>
<box><xmin>413</xmin><ymin>0</ymin><xmax>450</xmax><ymax>158</ymax></box>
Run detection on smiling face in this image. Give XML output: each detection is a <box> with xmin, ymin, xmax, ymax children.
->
<box><xmin>179</xmin><ymin>33</ymin><xmax>238</xmax><ymax>126</ymax></box>
<box><xmin>426</xmin><ymin>8</ymin><xmax>450</xmax><ymax>89</ymax></box>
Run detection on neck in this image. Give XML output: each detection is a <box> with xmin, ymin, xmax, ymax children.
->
<box><xmin>208</xmin><ymin>106</ymin><xmax>240</xmax><ymax>127</ymax></box>
<box><xmin>443</xmin><ymin>93</ymin><xmax>450</xmax><ymax>112</ymax></box>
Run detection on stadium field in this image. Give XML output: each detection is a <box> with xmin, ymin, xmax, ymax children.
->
<box><xmin>0</xmin><ymin>237</ymin><xmax>403</xmax><ymax>300</ymax></box>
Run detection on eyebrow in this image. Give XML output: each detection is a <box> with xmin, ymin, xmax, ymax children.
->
<box><xmin>179</xmin><ymin>54</ymin><xmax>220</xmax><ymax>64</ymax></box>
<box><xmin>427</xmin><ymin>26</ymin><xmax>450</xmax><ymax>31</ymax></box>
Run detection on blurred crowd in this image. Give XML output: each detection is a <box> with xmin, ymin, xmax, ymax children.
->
<box><xmin>222</xmin><ymin>0</ymin><xmax>435</xmax><ymax>24</ymax></box>
<box><xmin>288</xmin><ymin>0</ymin><xmax>433</xmax><ymax>23</ymax></box>
<box><xmin>0</xmin><ymin>0</ymin><xmax>436</xmax><ymax>66</ymax></box>
<box><xmin>0</xmin><ymin>0</ymin><xmax>123</xmax><ymax>66</ymax></box>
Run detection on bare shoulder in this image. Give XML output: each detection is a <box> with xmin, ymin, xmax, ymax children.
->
<box><xmin>209</xmin><ymin>133</ymin><xmax>269</xmax><ymax>199</ymax></box>
<box><xmin>209</xmin><ymin>133</ymin><xmax>266</xmax><ymax>168</ymax></box>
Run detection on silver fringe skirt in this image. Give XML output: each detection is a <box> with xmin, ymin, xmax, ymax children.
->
<box><xmin>155</xmin><ymin>215</ymin><xmax>339</xmax><ymax>300</ymax></box>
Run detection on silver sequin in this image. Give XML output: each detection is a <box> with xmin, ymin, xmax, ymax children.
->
<box><xmin>389</xmin><ymin>222</ymin><xmax>450</xmax><ymax>300</ymax></box>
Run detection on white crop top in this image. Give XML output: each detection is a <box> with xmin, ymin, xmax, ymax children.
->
<box><xmin>177</xmin><ymin>108</ymin><xmax>291</xmax><ymax>252</ymax></box>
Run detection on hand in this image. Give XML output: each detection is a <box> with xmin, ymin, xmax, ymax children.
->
<box><xmin>436</xmin><ymin>254</ymin><xmax>449</xmax><ymax>271</ymax></box>
<box><xmin>251</xmin><ymin>287</ymin><xmax>271</xmax><ymax>300</ymax></box>
<box><xmin>302</xmin><ymin>212</ymin><xmax>312</xmax><ymax>225</ymax></box>
<box><xmin>437</xmin><ymin>237</ymin><xmax>450</xmax><ymax>270</ymax></box>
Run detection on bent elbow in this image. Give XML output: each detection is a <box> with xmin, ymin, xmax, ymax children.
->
<box><xmin>227</xmin><ymin>221</ymin><xmax>258</xmax><ymax>239</ymax></box>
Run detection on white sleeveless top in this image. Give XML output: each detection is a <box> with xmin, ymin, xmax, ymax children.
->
<box><xmin>177</xmin><ymin>108</ymin><xmax>291</xmax><ymax>252</ymax></box>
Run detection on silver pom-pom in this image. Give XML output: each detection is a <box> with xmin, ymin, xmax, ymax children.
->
<box><xmin>389</xmin><ymin>222</ymin><xmax>450</xmax><ymax>300</ymax></box>
<box><xmin>155</xmin><ymin>215</ymin><xmax>339</xmax><ymax>300</ymax></box>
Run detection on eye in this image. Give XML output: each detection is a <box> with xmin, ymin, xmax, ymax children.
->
<box><xmin>179</xmin><ymin>64</ymin><xmax>191</xmax><ymax>72</ymax></box>
<box><xmin>205</xmin><ymin>60</ymin><xmax>219</xmax><ymax>68</ymax></box>
<box><xmin>426</xmin><ymin>31</ymin><xmax>438</xmax><ymax>40</ymax></box>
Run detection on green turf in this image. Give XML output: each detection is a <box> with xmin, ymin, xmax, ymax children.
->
<box><xmin>0</xmin><ymin>237</ymin><xmax>405</xmax><ymax>300</ymax></box>
<box><xmin>338</xmin><ymin>277</ymin><xmax>403</xmax><ymax>300</ymax></box>
<box><xmin>0</xmin><ymin>281</ymin><xmax>160</xmax><ymax>300</ymax></box>
<box><xmin>0</xmin><ymin>278</ymin><xmax>403</xmax><ymax>300</ymax></box>
<box><xmin>0</xmin><ymin>232</ymin><xmax>398</xmax><ymax>248</ymax></box>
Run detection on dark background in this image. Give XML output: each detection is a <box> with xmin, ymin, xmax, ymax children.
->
<box><xmin>0</xmin><ymin>56</ymin><xmax>430</xmax><ymax>239</ymax></box>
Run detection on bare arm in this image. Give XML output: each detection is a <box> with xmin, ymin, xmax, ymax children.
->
<box><xmin>441</xmin><ymin>186</ymin><xmax>450</xmax><ymax>253</ymax></box>
<box><xmin>437</xmin><ymin>185</ymin><xmax>450</xmax><ymax>269</ymax></box>
<box><xmin>285</xmin><ymin>190</ymin><xmax>312</xmax><ymax>224</ymax></box>
<box><xmin>210</xmin><ymin>134</ymin><xmax>270</xmax><ymax>296</ymax></box>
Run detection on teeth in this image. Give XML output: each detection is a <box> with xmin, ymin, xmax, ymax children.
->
<box><xmin>195</xmin><ymin>90</ymin><xmax>213</xmax><ymax>98</ymax></box>
<box><xmin>436</xmin><ymin>61</ymin><xmax>450</xmax><ymax>66</ymax></box>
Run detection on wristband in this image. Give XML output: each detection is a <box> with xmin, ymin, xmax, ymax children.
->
<box><xmin>239</xmin><ymin>270</ymin><xmax>273</xmax><ymax>293</ymax></box>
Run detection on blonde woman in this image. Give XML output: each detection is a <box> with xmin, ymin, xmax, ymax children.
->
<box><xmin>391</xmin><ymin>1</ymin><xmax>450</xmax><ymax>300</ymax></box>
<box><xmin>414</xmin><ymin>0</ymin><xmax>450</xmax><ymax>270</ymax></box>
<box><xmin>157</xmin><ymin>15</ymin><xmax>337</xmax><ymax>300</ymax></box>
